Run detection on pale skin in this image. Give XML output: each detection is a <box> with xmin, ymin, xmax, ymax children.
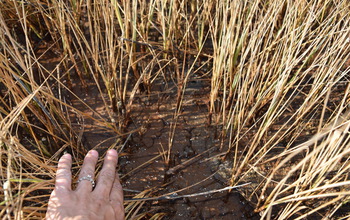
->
<box><xmin>46</xmin><ymin>149</ymin><xmax>125</xmax><ymax>220</ymax></box>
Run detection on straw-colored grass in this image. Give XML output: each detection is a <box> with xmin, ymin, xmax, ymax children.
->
<box><xmin>0</xmin><ymin>0</ymin><xmax>349</xmax><ymax>219</ymax></box>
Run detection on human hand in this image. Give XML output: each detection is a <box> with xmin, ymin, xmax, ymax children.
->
<box><xmin>46</xmin><ymin>149</ymin><xmax>124</xmax><ymax>220</ymax></box>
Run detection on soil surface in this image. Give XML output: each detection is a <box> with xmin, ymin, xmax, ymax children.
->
<box><xmin>119</xmin><ymin>76</ymin><xmax>259</xmax><ymax>219</ymax></box>
<box><xmin>28</xmin><ymin>49</ymin><xmax>256</xmax><ymax>219</ymax></box>
<box><xmin>62</xmin><ymin>69</ymin><xmax>259</xmax><ymax>219</ymax></box>
<box><xmin>63</xmin><ymin>60</ymin><xmax>350</xmax><ymax>219</ymax></box>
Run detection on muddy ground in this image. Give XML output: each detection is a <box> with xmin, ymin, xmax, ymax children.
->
<box><xmin>63</xmin><ymin>58</ymin><xmax>350</xmax><ymax>219</ymax></box>
<box><xmin>69</xmin><ymin>72</ymin><xmax>259</xmax><ymax>219</ymax></box>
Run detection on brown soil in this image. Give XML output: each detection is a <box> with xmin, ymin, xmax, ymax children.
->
<box><xmin>58</xmin><ymin>66</ymin><xmax>259</xmax><ymax>219</ymax></box>
<box><xmin>48</xmin><ymin>60</ymin><xmax>350</xmax><ymax>220</ymax></box>
<box><xmin>119</xmin><ymin>76</ymin><xmax>259</xmax><ymax>219</ymax></box>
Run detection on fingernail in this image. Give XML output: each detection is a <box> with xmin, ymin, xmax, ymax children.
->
<box><xmin>62</xmin><ymin>151</ymin><xmax>70</xmax><ymax>157</ymax></box>
<box><xmin>107</xmin><ymin>149</ymin><xmax>118</xmax><ymax>156</ymax></box>
<box><xmin>88</xmin><ymin>150</ymin><xmax>98</xmax><ymax>157</ymax></box>
<box><xmin>60</xmin><ymin>153</ymin><xmax>71</xmax><ymax>160</ymax></box>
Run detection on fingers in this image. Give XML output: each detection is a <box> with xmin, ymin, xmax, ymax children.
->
<box><xmin>76</xmin><ymin>150</ymin><xmax>99</xmax><ymax>192</ymax></box>
<box><xmin>110</xmin><ymin>172</ymin><xmax>124</xmax><ymax>219</ymax></box>
<box><xmin>94</xmin><ymin>149</ymin><xmax>119</xmax><ymax>197</ymax></box>
<box><xmin>55</xmin><ymin>153</ymin><xmax>72</xmax><ymax>191</ymax></box>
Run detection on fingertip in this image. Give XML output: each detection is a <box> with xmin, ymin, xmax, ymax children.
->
<box><xmin>107</xmin><ymin>149</ymin><xmax>118</xmax><ymax>156</ymax></box>
<box><xmin>59</xmin><ymin>153</ymin><xmax>72</xmax><ymax>162</ymax></box>
<box><xmin>88</xmin><ymin>149</ymin><xmax>99</xmax><ymax>157</ymax></box>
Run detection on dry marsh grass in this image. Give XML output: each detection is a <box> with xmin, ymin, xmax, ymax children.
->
<box><xmin>0</xmin><ymin>0</ymin><xmax>350</xmax><ymax>219</ymax></box>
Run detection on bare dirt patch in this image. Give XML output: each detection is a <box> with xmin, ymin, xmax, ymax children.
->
<box><xmin>118</xmin><ymin>75</ymin><xmax>259</xmax><ymax>219</ymax></box>
<box><xmin>60</xmin><ymin>67</ymin><xmax>259</xmax><ymax>219</ymax></box>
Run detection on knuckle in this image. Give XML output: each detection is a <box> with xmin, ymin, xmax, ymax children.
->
<box><xmin>112</xmin><ymin>181</ymin><xmax>122</xmax><ymax>190</ymax></box>
<box><xmin>80</xmin><ymin>168</ymin><xmax>94</xmax><ymax>176</ymax></box>
<box><xmin>57</xmin><ymin>161</ymin><xmax>71</xmax><ymax>170</ymax></box>
<box><xmin>52</xmin><ymin>187</ymin><xmax>70</xmax><ymax>197</ymax></box>
<box><xmin>56</xmin><ymin>170</ymin><xmax>71</xmax><ymax>179</ymax></box>
<box><xmin>57</xmin><ymin>163</ymin><xmax>69</xmax><ymax>170</ymax></box>
<box><xmin>99</xmin><ymin>170</ymin><xmax>115</xmax><ymax>182</ymax></box>
<box><xmin>95</xmin><ymin>192</ymin><xmax>109</xmax><ymax>202</ymax></box>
